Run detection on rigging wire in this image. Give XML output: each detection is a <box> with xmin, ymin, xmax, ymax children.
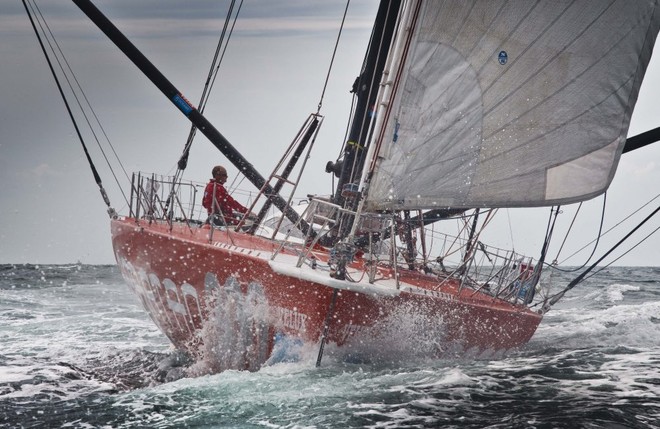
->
<box><xmin>540</xmin><ymin>191</ymin><xmax>660</xmax><ymax>307</ymax></box>
<box><xmin>196</xmin><ymin>0</ymin><xmax>350</xmax><ymax>217</ymax></box>
<box><xmin>505</xmin><ymin>208</ymin><xmax>515</xmax><ymax>253</ymax></box>
<box><xmin>175</xmin><ymin>0</ymin><xmax>244</xmax><ymax>174</ymax></box>
<box><xmin>536</xmin><ymin>206</ymin><xmax>560</xmax><ymax>271</ymax></box>
<box><xmin>543</xmin><ymin>202</ymin><xmax>660</xmax><ymax>312</ymax></box>
<box><xmin>31</xmin><ymin>0</ymin><xmax>131</xmax><ymax>192</ymax></box>
<box><xmin>549</xmin><ymin>193</ymin><xmax>607</xmax><ymax>273</ymax></box>
<box><xmin>316</xmin><ymin>0</ymin><xmax>351</xmax><ymax>114</ymax></box>
<box><xmin>163</xmin><ymin>1</ymin><xmax>243</xmax><ymax>216</ymax></box>
<box><xmin>26</xmin><ymin>0</ymin><xmax>129</xmax><ymax>209</ymax></box>
<box><xmin>322</xmin><ymin>1</ymin><xmax>359</xmax><ymax>195</ymax></box>
<box><xmin>583</xmin><ymin>223</ymin><xmax>660</xmax><ymax>279</ymax></box>
<box><xmin>23</xmin><ymin>0</ymin><xmax>117</xmax><ymax>216</ymax></box>
<box><xmin>228</xmin><ymin>0</ymin><xmax>352</xmax><ymax>208</ymax></box>
<box><xmin>200</xmin><ymin>1</ymin><xmax>243</xmax><ymax>114</ymax></box>
<box><xmin>551</xmin><ymin>202</ymin><xmax>582</xmax><ymax>263</ymax></box>
<box><xmin>559</xmin><ymin>190</ymin><xmax>660</xmax><ymax>266</ymax></box>
<box><xmin>551</xmin><ymin>189</ymin><xmax>660</xmax><ymax>275</ymax></box>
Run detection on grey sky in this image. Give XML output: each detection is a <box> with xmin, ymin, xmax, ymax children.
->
<box><xmin>1</xmin><ymin>0</ymin><xmax>659</xmax><ymax>266</ymax></box>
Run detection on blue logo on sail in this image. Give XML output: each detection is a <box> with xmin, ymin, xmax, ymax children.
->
<box><xmin>498</xmin><ymin>51</ymin><xmax>508</xmax><ymax>65</ymax></box>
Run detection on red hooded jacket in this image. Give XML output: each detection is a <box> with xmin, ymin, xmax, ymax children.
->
<box><xmin>202</xmin><ymin>180</ymin><xmax>248</xmax><ymax>224</ymax></box>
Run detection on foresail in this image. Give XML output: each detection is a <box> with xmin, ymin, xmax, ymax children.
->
<box><xmin>365</xmin><ymin>0</ymin><xmax>660</xmax><ymax>211</ymax></box>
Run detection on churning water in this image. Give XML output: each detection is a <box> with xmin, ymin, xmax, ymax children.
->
<box><xmin>1</xmin><ymin>264</ymin><xmax>659</xmax><ymax>428</ymax></box>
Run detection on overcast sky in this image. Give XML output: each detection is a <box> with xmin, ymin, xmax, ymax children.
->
<box><xmin>1</xmin><ymin>0</ymin><xmax>659</xmax><ymax>266</ymax></box>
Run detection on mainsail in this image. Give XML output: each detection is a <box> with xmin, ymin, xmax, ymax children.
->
<box><xmin>364</xmin><ymin>0</ymin><xmax>660</xmax><ymax>211</ymax></box>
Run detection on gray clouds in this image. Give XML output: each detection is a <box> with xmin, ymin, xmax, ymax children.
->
<box><xmin>1</xmin><ymin>0</ymin><xmax>659</xmax><ymax>265</ymax></box>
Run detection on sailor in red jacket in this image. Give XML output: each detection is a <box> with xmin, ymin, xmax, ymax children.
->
<box><xmin>202</xmin><ymin>165</ymin><xmax>251</xmax><ymax>225</ymax></box>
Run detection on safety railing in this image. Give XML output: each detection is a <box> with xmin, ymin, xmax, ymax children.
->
<box><xmin>128</xmin><ymin>172</ymin><xmax>205</xmax><ymax>229</ymax></box>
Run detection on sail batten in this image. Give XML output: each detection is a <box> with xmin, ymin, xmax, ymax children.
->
<box><xmin>364</xmin><ymin>0</ymin><xmax>660</xmax><ymax>211</ymax></box>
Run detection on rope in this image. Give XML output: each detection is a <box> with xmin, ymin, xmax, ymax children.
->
<box><xmin>176</xmin><ymin>0</ymin><xmax>244</xmax><ymax>173</ymax></box>
<box><xmin>584</xmin><ymin>223</ymin><xmax>660</xmax><ymax>279</ymax></box>
<box><xmin>29</xmin><ymin>2</ymin><xmax>131</xmax><ymax>205</ymax></box>
<box><xmin>317</xmin><ymin>0</ymin><xmax>352</xmax><ymax>114</ymax></box>
<box><xmin>23</xmin><ymin>0</ymin><xmax>117</xmax><ymax>216</ymax></box>
<box><xmin>551</xmin><ymin>193</ymin><xmax>607</xmax><ymax>272</ymax></box>
<box><xmin>561</xmin><ymin>191</ymin><xmax>660</xmax><ymax>266</ymax></box>
<box><xmin>165</xmin><ymin>1</ymin><xmax>243</xmax><ymax>216</ymax></box>
<box><xmin>552</xmin><ymin>202</ymin><xmax>581</xmax><ymax>263</ymax></box>
<box><xmin>543</xmin><ymin>202</ymin><xmax>660</xmax><ymax>311</ymax></box>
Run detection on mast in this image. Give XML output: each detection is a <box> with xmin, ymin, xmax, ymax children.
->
<box><xmin>71</xmin><ymin>0</ymin><xmax>311</xmax><ymax>235</ymax></box>
<box><xmin>332</xmin><ymin>0</ymin><xmax>402</xmax><ymax>209</ymax></box>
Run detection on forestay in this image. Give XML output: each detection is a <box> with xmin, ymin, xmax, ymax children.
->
<box><xmin>365</xmin><ymin>0</ymin><xmax>660</xmax><ymax>211</ymax></box>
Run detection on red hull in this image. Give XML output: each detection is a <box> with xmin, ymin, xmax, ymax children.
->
<box><xmin>111</xmin><ymin>217</ymin><xmax>542</xmax><ymax>371</ymax></box>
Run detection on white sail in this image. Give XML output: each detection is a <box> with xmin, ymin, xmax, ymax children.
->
<box><xmin>365</xmin><ymin>0</ymin><xmax>660</xmax><ymax>211</ymax></box>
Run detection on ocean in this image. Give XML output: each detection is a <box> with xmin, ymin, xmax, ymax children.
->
<box><xmin>1</xmin><ymin>264</ymin><xmax>658</xmax><ymax>428</ymax></box>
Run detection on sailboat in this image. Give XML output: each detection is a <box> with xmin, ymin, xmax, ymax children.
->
<box><xmin>27</xmin><ymin>0</ymin><xmax>660</xmax><ymax>372</ymax></box>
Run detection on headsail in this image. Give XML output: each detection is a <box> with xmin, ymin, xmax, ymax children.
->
<box><xmin>365</xmin><ymin>0</ymin><xmax>660</xmax><ymax>211</ymax></box>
